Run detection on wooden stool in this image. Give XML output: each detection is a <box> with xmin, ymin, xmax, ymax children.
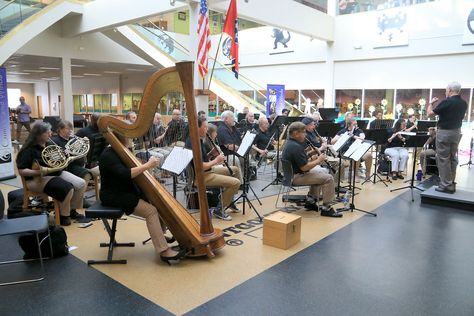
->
<box><xmin>20</xmin><ymin>175</ymin><xmax>61</xmax><ymax>225</ymax></box>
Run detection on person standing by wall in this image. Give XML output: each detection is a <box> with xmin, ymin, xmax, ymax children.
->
<box><xmin>427</xmin><ymin>81</ymin><xmax>467</xmax><ymax>194</ymax></box>
<box><xmin>13</xmin><ymin>96</ymin><xmax>32</xmax><ymax>144</ymax></box>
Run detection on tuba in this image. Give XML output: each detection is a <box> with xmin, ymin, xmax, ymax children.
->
<box><xmin>98</xmin><ymin>62</ymin><xmax>225</xmax><ymax>258</ymax></box>
<box><xmin>33</xmin><ymin>136</ymin><xmax>90</xmax><ymax>176</ymax></box>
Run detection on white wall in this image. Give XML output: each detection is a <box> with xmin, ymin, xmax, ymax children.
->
<box><xmin>34</xmin><ymin>81</ymin><xmax>50</xmax><ymax>117</ymax></box>
<box><xmin>7</xmin><ymin>83</ymin><xmax>36</xmax><ymax>116</ymax></box>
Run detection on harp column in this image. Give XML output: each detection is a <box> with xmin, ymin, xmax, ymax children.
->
<box><xmin>189</xmin><ymin>1</ymin><xmax>210</xmax><ymax>117</ymax></box>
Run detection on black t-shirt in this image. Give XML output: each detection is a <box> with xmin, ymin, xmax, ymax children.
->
<box><xmin>185</xmin><ymin>137</ymin><xmax>211</xmax><ymax>173</ymax></box>
<box><xmin>217</xmin><ymin>124</ymin><xmax>241</xmax><ymax>155</ymax></box>
<box><xmin>406</xmin><ymin>121</ymin><xmax>418</xmax><ymax>132</ymax></box>
<box><xmin>387</xmin><ymin>131</ymin><xmax>404</xmax><ymax>148</ymax></box>
<box><xmin>76</xmin><ymin>125</ymin><xmax>99</xmax><ymax>138</ymax></box>
<box><xmin>282</xmin><ymin>138</ymin><xmax>308</xmax><ymax>174</ymax></box>
<box><xmin>433</xmin><ymin>95</ymin><xmax>468</xmax><ymax>129</ymax></box>
<box><xmin>164</xmin><ymin>119</ymin><xmax>187</xmax><ymax>145</ymax></box>
<box><xmin>254</xmin><ymin>129</ymin><xmax>274</xmax><ymax>151</ymax></box>
<box><xmin>16</xmin><ymin>144</ymin><xmax>62</xmax><ymax>180</ymax></box>
<box><xmin>99</xmin><ymin>147</ymin><xmax>140</xmax><ymax>214</ymax></box>
<box><xmin>336</xmin><ymin>127</ymin><xmax>364</xmax><ymax>153</ymax></box>
<box><xmin>306</xmin><ymin>130</ymin><xmax>321</xmax><ymax>148</ymax></box>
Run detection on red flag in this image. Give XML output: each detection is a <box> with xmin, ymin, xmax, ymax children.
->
<box><xmin>197</xmin><ymin>0</ymin><xmax>211</xmax><ymax>78</ymax></box>
<box><xmin>223</xmin><ymin>0</ymin><xmax>239</xmax><ymax>78</ymax></box>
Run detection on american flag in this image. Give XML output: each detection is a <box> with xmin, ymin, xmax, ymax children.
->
<box><xmin>197</xmin><ymin>0</ymin><xmax>211</xmax><ymax>78</ymax></box>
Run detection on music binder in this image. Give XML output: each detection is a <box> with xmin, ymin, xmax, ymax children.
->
<box><xmin>237</xmin><ymin>131</ymin><xmax>257</xmax><ymax>157</ymax></box>
<box><xmin>333</xmin><ymin>132</ymin><xmax>352</xmax><ymax>152</ymax></box>
<box><xmin>161</xmin><ymin>146</ymin><xmax>193</xmax><ymax>175</ymax></box>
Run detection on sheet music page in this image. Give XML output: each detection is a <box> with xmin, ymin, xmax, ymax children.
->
<box><xmin>350</xmin><ymin>141</ymin><xmax>373</xmax><ymax>161</ymax></box>
<box><xmin>162</xmin><ymin>147</ymin><xmax>194</xmax><ymax>175</ymax></box>
<box><xmin>342</xmin><ymin>139</ymin><xmax>362</xmax><ymax>158</ymax></box>
<box><xmin>237</xmin><ymin>131</ymin><xmax>257</xmax><ymax>156</ymax></box>
<box><xmin>333</xmin><ymin>132</ymin><xmax>351</xmax><ymax>152</ymax></box>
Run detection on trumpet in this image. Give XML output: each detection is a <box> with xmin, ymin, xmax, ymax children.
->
<box><xmin>33</xmin><ymin>136</ymin><xmax>90</xmax><ymax>176</ymax></box>
<box><xmin>206</xmin><ymin>133</ymin><xmax>234</xmax><ymax>176</ymax></box>
<box><xmin>305</xmin><ymin>136</ymin><xmax>336</xmax><ymax>174</ymax></box>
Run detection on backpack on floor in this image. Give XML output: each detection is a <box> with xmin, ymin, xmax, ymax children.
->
<box><xmin>18</xmin><ymin>225</ymin><xmax>69</xmax><ymax>259</ymax></box>
<box><xmin>377</xmin><ymin>155</ymin><xmax>390</xmax><ymax>175</ymax></box>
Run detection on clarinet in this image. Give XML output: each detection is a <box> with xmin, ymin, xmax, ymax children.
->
<box><xmin>256</xmin><ymin>131</ymin><xmax>276</xmax><ymax>168</ymax></box>
<box><xmin>305</xmin><ymin>137</ymin><xmax>336</xmax><ymax>174</ymax></box>
<box><xmin>206</xmin><ymin>133</ymin><xmax>234</xmax><ymax>176</ymax></box>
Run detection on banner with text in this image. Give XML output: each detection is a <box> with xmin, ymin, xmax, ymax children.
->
<box><xmin>0</xmin><ymin>67</ymin><xmax>15</xmax><ymax>180</ymax></box>
<box><xmin>266</xmin><ymin>84</ymin><xmax>285</xmax><ymax>116</ymax></box>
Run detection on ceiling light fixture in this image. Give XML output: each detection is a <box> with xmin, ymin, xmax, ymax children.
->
<box><xmin>104</xmin><ymin>71</ymin><xmax>121</xmax><ymax>74</ymax></box>
<box><xmin>126</xmin><ymin>68</ymin><xmax>143</xmax><ymax>72</ymax></box>
<box><xmin>23</xmin><ymin>69</ymin><xmax>46</xmax><ymax>73</ymax></box>
<box><xmin>72</xmin><ymin>64</ymin><xmax>85</xmax><ymax>67</ymax></box>
<box><xmin>39</xmin><ymin>67</ymin><xmax>60</xmax><ymax>70</ymax></box>
<box><xmin>83</xmin><ymin>73</ymin><xmax>102</xmax><ymax>76</ymax></box>
<box><xmin>8</xmin><ymin>72</ymin><xmax>30</xmax><ymax>75</ymax></box>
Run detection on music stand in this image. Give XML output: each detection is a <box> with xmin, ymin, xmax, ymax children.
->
<box><xmin>261</xmin><ymin>116</ymin><xmax>303</xmax><ymax>191</ymax></box>
<box><xmin>356</xmin><ymin>120</ymin><xmax>369</xmax><ymax>130</ymax></box>
<box><xmin>390</xmin><ymin>134</ymin><xmax>429</xmax><ymax>201</ymax></box>
<box><xmin>343</xmin><ymin>140</ymin><xmax>377</xmax><ymax>216</ymax></box>
<box><xmin>319</xmin><ymin>108</ymin><xmax>339</xmax><ymax>121</ymax></box>
<box><xmin>230</xmin><ymin>131</ymin><xmax>262</xmax><ymax>220</ymax></box>
<box><xmin>362</xmin><ymin>129</ymin><xmax>391</xmax><ymax>186</ymax></box>
<box><xmin>332</xmin><ymin>132</ymin><xmax>353</xmax><ymax>198</ymax></box>
<box><xmin>417</xmin><ymin>120</ymin><xmax>437</xmax><ymax>132</ymax></box>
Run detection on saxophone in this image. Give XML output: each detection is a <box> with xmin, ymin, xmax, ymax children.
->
<box><xmin>32</xmin><ymin>136</ymin><xmax>90</xmax><ymax>176</ymax></box>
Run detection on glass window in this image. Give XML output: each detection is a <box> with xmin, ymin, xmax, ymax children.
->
<box><xmin>300</xmin><ymin>89</ymin><xmax>324</xmax><ymax>109</ymax></box>
<box><xmin>111</xmin><ymin>94</ymin><xmax>118</xmax><ymax>113</ymax></box>
<box><xmin>337</xmin><ymin>0</ymin><xmax>439</xmax><ymax>15</ymax></box>
<box><xmin>395</xmin><ymin>89</ymin><xmax>429</xmax><ymax>120</ymax></box>
<box><xmin>432</xmin><ymin>88</ymin><xmax>470</xmax><ymax>122</ymax></box>
<box><xmin>335</xmin><ymin>89</ymin><xmax>362</xmax><ymax>118</ymax></box>
<box><xmin>293</xmin><ymin>0</ymin><xmax>327</xmax><ymax>13</ymax></box>
<box><xmin>364</xmin><ymin>89</ymin><xmax>394</xmax><ymax>119</ymax></box>
<box><xmin>208</xmin><ymin>93</ymin><xmax>217</xmax><ymax>117</ymax></box>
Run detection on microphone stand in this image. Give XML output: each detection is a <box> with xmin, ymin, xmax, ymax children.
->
<box><xmin>460</xmin><ymin>137</ymin><xmax>473</xmax><ymax>168</ymax></box>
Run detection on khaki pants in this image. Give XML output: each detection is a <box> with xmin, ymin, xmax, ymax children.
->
<box><xmin>292</xmin><ymin>166</ymin><xmax>335</xmax><ymax>204</ymax></box>
<box><xmin>204</xmin><ymin>166</ymin><xmax>241</xmax><ymax>208</ymax></box>
<box><xmin>436</xmin><ymin>129</ymin><xmax>461</xmax><ymax>190</ymax></box>
<box><xmin>16</xmin><ymin>121</ymin><xmax>31</xmax><ymax>141</ymax></box>
<box><xmin>132</xmin><ymin>200</ymin><xmax>168</xmax><ymax>255</ymax></box>
<box><xmin>419</xmin><ymin>149</ymin><xmax>436</xmax><ymax>174</ymax></box>
<box><xmin>26</xmin><ymin>171</ymin><xmax>86</xmax><ymax>216</ymax></box>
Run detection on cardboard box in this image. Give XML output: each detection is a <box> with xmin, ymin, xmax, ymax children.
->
<box><xmin>263</xmin><ymin>211</ymin><xmax>301</xmax><ymax>250</ymax></box>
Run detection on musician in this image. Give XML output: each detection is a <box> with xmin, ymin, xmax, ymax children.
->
<box><xmin>16</xmin><ymin>122</ymin><xmax>87</xmax><ymax>226</ymax></box>
<box><xmin>282</xmin><ymin>122</ymin><xmax>342</xmax><ymax>218</ymax></box>
<box><xmin>331</xmin><ymin>118</ymin><xmax>373</xmax><ymax>182</ymax></box>
<box><xmin>427</xmin><ymin>81</ymin><xmax>468</xmax><ymax>193</ymax></box>
<box><xmin>304</xmin><ymin>117</ymin><xmax>323</xmax><ymax>149</ymax></box>
<box><xmin>125</xmin><ymin>111</ymin><xmax>137</xmax><ymax>124</ymax></box>
<box><xmin>198</xmin><ymin>110</ymin><xmax>206</xmax><ymax>119</ymax></box>
<box><xmin>281</xmin><ymin>108</ymin><xmax>290</xmax><ymax>116</ymax></box>
<box><xmin>339</xmin><ymin>111</ymin><xmax>354</xmax><ymax>129</ymax></box>
<box><xmin>52</xmin><ymin>120</ymin><xmax>92</xmax><ymax>183</ymax></box>
<box><xmin>147</xmin><ymin>113</ymin><xmax>166</xmax><ymax>148</ymax></box>
<box><xmin>419</xmin><ymin>127</ymin><xmax>437</xmax><ymax>175</ymax></box>
<box><xmin>369</xmin><ymin>110</ymin><xmax>383</xmax><ymax>129</ymax></box>
<box><xmin>252</xmin><ymin>116</ymin><xmax>276</xmax><ymax>161</ymax></box>
<box><xmin>99</xmin><ymin>132</ymin><xmax>185</xmax><ymax>264</ymax></box>
<box><xmin>185</xmin><ymin>117</ymin><xmax>241</xmax><ymax>221</ymax></box>
<box><xmin>406</xmin><ymin>114</ymin><xmax>418</xmax><ymax>132</ymax></box>
<box><xmin>384</xmin><ymin>119</ymin><xmax>409</xmax><ymax>180</ymax></box>
<box><xmin>217</xmin><ymin>110</ymin><xmax>243</xmax><ymax>177</ymax></box>
<box><xmin>161</xmin><ymin>109</ymin><xmax>187</xmax><ymax>147</ymax></box>
<box><xmin>241</xmin><ymin>112</ymin><xmax>258</xmax><ymax>133</ymax></box>
<box><xmin>76</xmin><ymin>113</ymin><xmax>100</xmax><ymax>139</ymax></box>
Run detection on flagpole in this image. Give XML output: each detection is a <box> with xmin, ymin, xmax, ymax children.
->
<box><xmin>207</xmin><ymin>31</ymin><xmax>224</xmax><ymax>90</ymax></box>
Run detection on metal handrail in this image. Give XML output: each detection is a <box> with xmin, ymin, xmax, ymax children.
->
<box><xmin>0</xmin><ymin>0</ymin><xmax>16</xmax><ymax>12</ymax></box>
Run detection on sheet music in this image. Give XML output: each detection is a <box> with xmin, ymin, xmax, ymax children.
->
<box><xmin>161</xmin><ymin>147</ymin><xmax>193</xmax><ymax>175</ymax></box>
<box><xmin>342</xmin><ymin>139</ymin><xmax>362</xmax><ymax>158</ymax></box>
<box><xmin>333</xmin><ymin>132</ymin><xmax>351</xmax><ymax>152</ymax></box>
<box><xmin>350</xmin><ymin>141</ymin><xmax>373</xmax><ymax>161</ymax></box>
<box><xmin>237</xmin><ymin>131</ymin><xmax>257</xmax><ymax>156</ymax></box>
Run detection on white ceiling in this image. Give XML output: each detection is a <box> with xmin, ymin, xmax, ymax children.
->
<box><xmin>3</xmin><ymin>54</ymin><xmax>158</xmax><ymax>83</ymax></box>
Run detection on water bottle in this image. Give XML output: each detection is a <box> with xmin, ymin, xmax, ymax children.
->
<box><xmin>416</xmin><ymin>169</ymin><xmax>423</xmax><ymax>181</ymax></box>
<box><xmin>343</xmin><ymin>191</ymin><xmax>350</xmax><ymax>209</ymax></box>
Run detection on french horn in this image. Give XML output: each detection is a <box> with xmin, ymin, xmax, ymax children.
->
<box><xmin>33</xmin><ymin>136</ymin><xmax>90</xmax><ymax>176</ymax></box>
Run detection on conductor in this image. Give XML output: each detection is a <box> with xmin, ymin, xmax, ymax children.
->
<box><xmin>427</xmin><ymin>81</ymin><xmax>467</xmax><ymax>193</ymax></box>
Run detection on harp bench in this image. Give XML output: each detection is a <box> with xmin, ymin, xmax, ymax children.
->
<box><xmin>85</xmin><ymin>201</ymin><xmax>135</xmax><ymax>265</ymax></box>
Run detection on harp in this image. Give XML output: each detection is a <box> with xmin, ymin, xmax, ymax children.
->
<box><xmin>98</xmin><ymin>62</ymin><xmax>225</xmax><ymax>257</ymax></box>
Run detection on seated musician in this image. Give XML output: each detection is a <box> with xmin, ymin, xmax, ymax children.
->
<box><xmin>241</xmin><ymin>111</ymin><xmax>258</xmax><ymax>133</ymax></box>
<box><xmin>186</xmin><ymin>117</ymin><xmax>241</xmax><ymax>221</ymax></box>
<box><xmin>144</xmin><ymin>113</ymin><xmax>171</xmax><ymax>167</ymax></box>
<box><xmin>252</xmin><ymin>116</ymin><xmax>277</xmax><ymax>162</ymax></box>
<box><xmin>339</xmin><ymin>111</ymin><xmax>354</xmax><ymax>128</ymax></box>
<box><xmin>16</xmin><ymin>122</ymin><xmax>87</xmax><ymax>226</ymax></box>
<box><xmin>99</xmin><ymin>132</ymin><xmax>185</xmax><ymax>264</ymax></box>
<box><xmin>281</xmin><ymin>108</ymin><xmax>290</xmax><ymax>116</ymax></box>
<box><xmin>419</xmin><ymin>127</ymin><xmax>437</xmax><ymax>175</ymax></box>
<box><xmin>52</xmin><ymin>120</ymin><xmax>93</xmax><ymax>183</ymax></box>
<box><xmin>282</xmin><ymin>122</ymin><xmax>342</xmax><ymax>218</ymax></box>
<box><xmin>198</xmin><ymin>110</ymin><xmax>207</xmax><ymax>119</ymax></box>
<box><xmin>76</xmin><ymin>113</ymin><xmax>100</xmax><ymax>138</ymax></box>
<box><xmin>369</xmin><ymin>110</ymin><xmax>383</xmax><ymax>129</ymax></box>
<box><xmin>384</xmin><ymin>119</ymin><xmax>409</xmax><ymax>180</ymax></box>
<box><xmin>160</xmin><ymin>109</ymin><xmax>187</xmax><ymax>147</ymax></box>
<box><xmin>217</xmin><ymin>110</ymin><xmax>244</xmax><ymax>181</ymax></box>
<box><xmin>406</xmin><ymin>114</ymin><xmax>418</xmax><ymax>133</ymax></box>
<box><xmin>125</xmin><ymin>111</ymin><xmax>137</xmax><ymax>124</ymax></box>
<box><xmin>331</xmin><ymin>117</ymin><xmax>373</xmax><ymax>182</ymax></box>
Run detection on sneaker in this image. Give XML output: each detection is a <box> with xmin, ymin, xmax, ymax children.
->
<box><xmin>320</xmin><ymin>206</ymin><xmax>343</xmax><ymax>218</ymax></box>
<box><xmin>304</xmin><ymin>196</ymin><xmax>319</xmax><ymax>211</ymax></box>
<box><xmin>70</xmin><ymin>209</ymin><xmax>85</xmax><ymax>220</ymax></box>
<box><xmin>212</xmin><ymin>208</ymin><xmax>232</xmax><ymax>221</ymax></box>
<box><xmin>397</xmin><ymin>174</ymin><xmax>404</xmax><ymax>180</ymax></box>
<box><xmin>392</xmin><ymin>175</ymin><xmax>398</xmax><ymax>181</ymax></box>
<box><xmin>228</xmin><ymin>202</ymin><xmax>241</xmax><ymax>213</ymax></box>
<box><xmin>60</xmin><ymin>216</ymin><xmax>71</xmax><ymax>226</ymax></box>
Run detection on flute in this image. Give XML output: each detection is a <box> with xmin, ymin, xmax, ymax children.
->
<box><xmin>206</xmin><ymin>133</ymin><xmax>234</xmax><ymax>176</ymax></box>
<box><xmin>256</xmin><ymin>131</ymin><xmax>276</xmax><ymax>168</ymax></box>
<box><xmin>305</xmin><ymin>137</ymin><xmax>336</xmax><ymax>174</ymax></box>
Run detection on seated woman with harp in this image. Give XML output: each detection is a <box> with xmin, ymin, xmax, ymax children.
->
<box><xmin>16</xmin><ymin>122</ymin><xmax>87</xmax><ymax>226</ymax></box>
<box><xmin>99</xmin><ymin>132</ymin><xmax>185</xmax><ymax>264</ymax></box>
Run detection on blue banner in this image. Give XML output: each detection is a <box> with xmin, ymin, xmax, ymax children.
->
<box><xmin>266</xmin><ymin>84</ymin><xmax>285</xmax><ymax>116</ymax></box>
<box><xmin>0</xmin><ymin>67</ymin><xmax>15</xmax><ymax>180</ymax></box>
